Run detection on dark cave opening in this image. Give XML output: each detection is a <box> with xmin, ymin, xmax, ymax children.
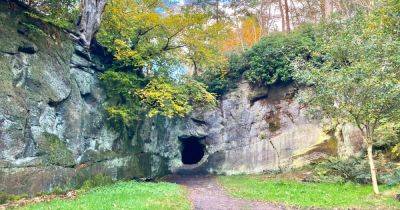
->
<box><xmin>180</xmin><ymin>137</ymin><xmax>205</xmax><ymax>165</ymax></box>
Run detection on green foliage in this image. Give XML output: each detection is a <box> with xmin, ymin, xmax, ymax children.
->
<box><xmin>243</xmin><ymin>25</ymin><xmax>317</xmax><ymax>86</ymax></box>
<box><xmin>310</xmin><ymin>156</ymin><xmax>400</xmax><ymax>186</ymax></box>
<box><xmin>22</xmin><ymin>181</ymin><xmax>191</xmax><ymax>210</ymax></box>
<box><xmin>195</xmin><ymin>69</ymin><xmax>231</xmax><ymax>96</ymax></box>
<box><xmin>97</xmin><ymin>0</ymin><xmax>221</xmax><ymax>131</ymax></box>
<box><xmin>0</xmin><ymin>192</ymin><xmax>28</xmax><ymax>205</ymax></box>
<box><xmin>197</xmin><ymin>25</ymin><xmax>318</xmax><ymax>96</ymax></box>
<box><xmin>381</xmin><ymin>169</ymin><xmax>400</xmax><ymax>187</ymax></box>
<box><xmin>311</xmin><ymin>157</ymin><xmax>374</xmax><ymax>184</ymax></box>
<box><xmin>374</xmin><ymin>122</ymin><xmax>400</xmax><ymax>157</ymax></box>
<box><xmin>25</xmin><ymin>0</ymin><xmax>79</xmax><ymax>29</ymax></box>
<box><xmin>294</xmin><ymin>1</ymin><xmax>400</xmax><ymax>143</ymax></box>
<box><xmin>79</xmin><ymin>174</ymin><xmax>114</xmax><ymax>193</ymax></box>
<box><xmin>51</xmin><ymin>187</ymin><xmax>67</xmax><ymax>195</ymax></box>
<box><xmin>100</xmin><ymin>69</ymin><xmax>216</xmax><ymax>132</ymax></box>
<box><xmin>195</xmin><ymin>53</ymin><xmax>245</xmax><ymax>96</ymax></box>
<box><xmin>100</xmin><ymin>70</ymin><xmax>146</xmax><ymax>128</ymax></box>
<box><xmin>97</xmin><ymin>0</ymin><xmax>227</xmax><ymax>73</ymax></box>
<box><xmin>20</xmin><ymin>22</ymin><xmax>47</xmax><ymax>37</ymax></box>
<box><xmin>219</xmin><ymin>175</ymin><xmax>400</xmax><ymax>208</ymax></box>
<box><xmin>139</xmin><ymin>77</ymin><xmax>216</xmax><ymax>117</ymax></box>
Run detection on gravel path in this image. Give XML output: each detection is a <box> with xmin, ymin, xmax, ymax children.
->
<box><xmin>166</xmin><ymin>175</ymin><xmax>288</xmax><ymax>210</ymax></box>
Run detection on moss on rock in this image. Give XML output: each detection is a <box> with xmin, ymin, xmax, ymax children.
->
<box><xmin>37</xmin><ymin>132</ymin><xmax>75</xmax><ymax>166</ymax></box>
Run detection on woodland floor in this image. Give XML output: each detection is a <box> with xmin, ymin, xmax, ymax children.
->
<box><xmin>166</xmin><ymin>175</ymin><xmax>287</xmax><ymax>210</ymax></box>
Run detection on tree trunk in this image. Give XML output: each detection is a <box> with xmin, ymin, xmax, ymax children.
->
<box><xmin>321</xmin><ymin>0</ymin><xmax>332</xmax><ymax>20</ymax></box>
<box><xmin>367</xmin><ymin>143</ymin><xmax>380</xmax><ymax>194</ymax></box>
<box><xmin>370</xmin><ymin>0</ymin><xmax>375</xmax><ymax>9</ymax></box>
<box><xmin>283</xmin><ymin>0</ymin><xmax>290</xmax><ymax>32</ymax></box>
<box><xmin>325</xmin><ymin>0</ymin><xmax>332</xmax><ymax>18</ymax></box>
<box><xmin>78</xmin><ymin>0</ymin><xmax>107</xmax><ymax>48</ymax></box>
<box><xmin>278</xmin><ymin>0</ymin><xmax>285</xmax><ymax>32</ymax></box>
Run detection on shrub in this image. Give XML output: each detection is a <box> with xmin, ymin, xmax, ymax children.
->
<box><xmin>195</xmin><ymin>53</ymin><xmax>246</xmax><ymax>97</ymax></box>
<box><xmin>0</xmin><ymin>192</ymin><xmax>28</xmax><ymax>204</ymax></box>
<box><xmin>196</xmin><ymin>70</ymin><xmax>230</xmax><ymax>97</ymax></box>
<box><xmin>311</xmin><ymin>157</ymin><xmax>373</xmax><ymax>184</ymax></box>
<box><xmin>198</xmin><ymin>24</ymin><xmax>319</xmax><ymax>97</ymax></box>
<box><xmin>310</xmin><ymin>156</ymin><xmax>400</xmax><ymax>185</ymax></box>
<box><xmin>243</xmin><ymin>24</ymin><xmax>317</xmax><ymax>87</ymax></box>
<box><xmin>79</xmin><ymin>174</ymin><xmax>114</xmax><ymax>192</ymax></box>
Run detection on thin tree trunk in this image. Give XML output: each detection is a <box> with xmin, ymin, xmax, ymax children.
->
<box><xmin>321</xmin><ymin>0</ymin><xmax>332</xmax><ymax>20</ymax></box>
<box><xmin>367</xmin><ymin>143</ymin><xmax>380</xmax><ymax>194</ymax></box>
<box><xmin>215</xmin><ymin>0</ymin><xmax>219</xmax><ymax>22</ymax></box>
<box><xmin>321</xmin><ymin>0</ymin><xmax>326</xmax><ymax>20</ymax></box>
<box><xmin>278</xmin><ymin>0</ymin><xmax>286</xmax><ymax>32</ymax></box>
<box><xmin>370</xmin><ymin>0</ymin><xmax>375</xmax><ymax>9</ymax></box>
<box><xmin>325</xmin><ymin>0</ymin><xmax>332</xmax><ymax>17</ymax></box>
<box><xmin>79</xmin><ymin>0</ymin><xmax>107</xmax><ymax>48</ymax></box>
<box><xmin>283</xmin><ymin>0</ymin><xmax>290</xmax><ymax>32</ymax></box>
<box><xmin>269</xmin><ymin>140</ymin><xmax>282</xmax><ymax>172</ymax></box>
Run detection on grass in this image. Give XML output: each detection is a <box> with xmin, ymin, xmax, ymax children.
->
<box><xmin>218</xmin><ymin>175</ymin><xmax>400</xmax><ymax>209</ymax></box>
<box><xmin>20</xmin><ymin>181</ymin><xmax>191</xmax><ymax>210</ymax></box>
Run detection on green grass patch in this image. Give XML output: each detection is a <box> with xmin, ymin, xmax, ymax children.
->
<box><xmin>218</xmin><ymin>175</ymin><xmax>400</xmax><ymax>209</ymax></box>
<box><xmin>20</xmin><ymin>181</ymin><xmax>191</xmax><ymax>210</ymax></box>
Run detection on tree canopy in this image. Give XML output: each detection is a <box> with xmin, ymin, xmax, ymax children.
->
<box><xmin>97</xmin><ymin>0</ymin><xmax>228</xmax><ymax>75</ymax></box>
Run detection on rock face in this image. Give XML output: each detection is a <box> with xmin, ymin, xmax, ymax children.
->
<box><xmin>136</xmin><ymin>82</ymin><xmax>344</xmax><ymax>175</ymax></box>
<box><xmin>0</xmin><ymin>1</ymin><xmax>363</xmax><ymax>195</ymax></box>
<box><xmin>0</xmin><ymin>2</ymin><xmax>159</xmax><ymax>195</ymax></box>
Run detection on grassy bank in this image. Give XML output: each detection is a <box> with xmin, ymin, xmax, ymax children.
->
<box><xmin>20</xmin><ymin>181</ymin><xmax>191</xmax><ymax>210</ymax></box>
<box><xmin>218</xmin><ymin>175</ymin><xmax>400</xmax><ymax>209</ymax></box>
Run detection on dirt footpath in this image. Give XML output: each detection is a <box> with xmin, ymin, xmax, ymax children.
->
<box><xmin>166</xmin><ymin>175</ymin><xmax>288</xmax><ymax>210</ymax></box>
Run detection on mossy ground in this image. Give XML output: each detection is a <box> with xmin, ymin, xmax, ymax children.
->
<box><xmin>20</xmin><ymin>181</ymin><xmax>191</xmax><ymax>210</ymax></box>
<box><xmin>218</xmin><ymin>175</ymin><xmax>400</xmax><ymax>209</ymax></box>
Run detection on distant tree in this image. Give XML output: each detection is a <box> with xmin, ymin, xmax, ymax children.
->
<box><xmin>222</xmin><ymin>16</ymin><xmax>263</xmax><ymax>52</ymax></box>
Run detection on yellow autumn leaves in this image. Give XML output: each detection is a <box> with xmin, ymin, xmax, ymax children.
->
<box><xmin>138</xmin><ymin>77</ymin><xmax>216</xmax><ymax>118</ymax></box>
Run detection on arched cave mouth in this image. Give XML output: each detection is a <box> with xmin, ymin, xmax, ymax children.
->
<box><xmin>180</xmin><ymin>137</ymin><xmax>205</xmax><ymax>165</ymax></box>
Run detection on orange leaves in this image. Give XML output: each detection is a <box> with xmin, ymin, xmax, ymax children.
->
<box><xmin>222</xmin><ymin>16</ymin><xmax>264</xmax><ymax>53</ymax></box>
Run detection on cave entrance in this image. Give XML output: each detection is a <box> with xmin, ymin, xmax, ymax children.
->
<box><xmin>180</xmin><ymin>137</ymin><xmax>205</xmax><ymax>165</ymax></box>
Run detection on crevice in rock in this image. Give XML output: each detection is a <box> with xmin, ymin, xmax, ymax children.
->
<box><xmin>0</xmin><ymin>119</ymin><xmax>4</xmax><ymax>140</ymax></box>
<box><xmin>81</xmin><ymin>93</ymin><xmax>97</xmax><ymax>106</ymax></box>
<box><xmin>0</xmin><ymin>50</ymin><xmax>19</xmax><ymax>55</ymax></box>
<box><xmin>16</xmin><ymin>112</ymin><xmax>37</xmax><ymax>159</ymax></box>
<box><xmin>48</xmin><ymin>90</ymin><xmax>71</xmax><ymax>108</ymax></box>
<box><xmin>190</xmin><ymin>117</ymin><xmax>207</xmax><ymax>125</ymax></box>
<box><xmin>74</xmin><ymin>45</ymin><xmax>91</xmax><ymax>61</ymax></box>
<box><xmin>17</xmin><ymin>43</ymin><xmax>37</xmax><ymax>54</ymax></box>
<box><xmin>250</xmin><ymin>93</ymin><xmax>268</xmax><ymax>106</ymax></box>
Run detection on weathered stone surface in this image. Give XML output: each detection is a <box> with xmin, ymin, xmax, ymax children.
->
<box><xmin>336</xmin><ymin>123</ymin><xmax>364</xmax><ymax>158</ymax></box>
<box><xmin>136</xmin><ymin>82</ymin><xmax>347</xmax><ymax>175</ymax></box>
<box><xmin>0</xmin><ymin>2</ymin><xmax>159</xmax><ymax>195</ymax></box>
